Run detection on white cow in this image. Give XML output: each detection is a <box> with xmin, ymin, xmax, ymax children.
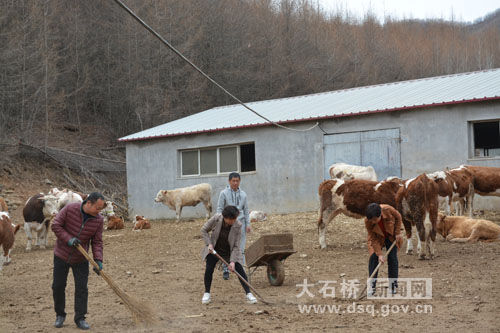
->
<box><xmin>48</xmin><ymin>188</ymin><xmax>83</xmax><ymax>209</ymax></box>
<box><xmin>328</xmin><ymin>163</ymin><xmax>377</xmax><ymax>181</ymax></box>
<box><xmin>249</xmin><ymin>211</ymin><xmax>267</xmax><ymax>222</ymax></box>
<box><xmin>154</xmin><ymin>183</ymin><xmax>212</xmax><ymax>221</ymax></box>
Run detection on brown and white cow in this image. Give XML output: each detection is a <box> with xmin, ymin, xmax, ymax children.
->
<box><xmin>329</xmin><ymin>163</ymin><xmax>378</xmax><ymax>181</ymax></box>
<box><xmin>317</xmin><ymin>178</ymin><xmax>402</xmax><ymax>249</ymax></box>
<box><xmin>0</xmin><ymin>212</ymin><xmax>21</xmax><ymax>272</ymax></box>
<box><xmin>0</xmin><ymin>196</ymin><xmax>8</xmax><ymax>213</ymax></box>
<box><xmin>106</xmin><ymin>215</ymin><xmax>124</xmax><ymax>230</ymax></box>
<box><xmin>396</xmin><ymin>174</ymin><xmax>439</xmax><ymax>259</ymax></box>
<box><xmin>154</xmin><ymin>183</ymin><xmax>212</xmax><ymax>221</ymax></box>
<box><xmin>465</xmin><ymin>165</ymin><xmax>500</xmax><ymax>200</ymax></box>
<box><xmin>132</xmin><ymin>215</ymin><xmax>151</xmax><ymax>231</ymax></box>
<box><xmin>23</xmin><ymin>194</ymin><xmax>59</xmax><ymax>251</ymax></box>
<box><xmin>437</xmin><ymin>213</ymin><xmax>500</xmax><ymax>243</ymax></box>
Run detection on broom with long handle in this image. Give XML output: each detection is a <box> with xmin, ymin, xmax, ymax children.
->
<box><xmin>210</xmin><ymin>250</ymin><xmax>272</xmax><ymax>305</ymax></box>
<box><xmin>357</xmin><ymin>240</ymin><xmax>397</xmax><ymax>301</ymax></box>
<box><xmin>76</xmin><ymin>244</ymin><xmax>158</xmax><ymax>325</ymax></box>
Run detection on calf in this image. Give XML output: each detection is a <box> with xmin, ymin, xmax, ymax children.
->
<box><xmin>0</xmin><ymin>212</ymin><xmax>21</xmax><ymax>272</ymax></box>
<box><xmin>437</xmin><ymin>213</ymin><xmax>500</xmax><ymax>242</ymax></box>
<box><xmin>101</xmin><ymin>201</ymin><xmax>117</xmax><ymax>225</ymax></box>
<box><xmin>23</xmin><ymin>194</ymin><xmax>59</xmax><ymax>251</ymax></box>
<box><xmin>329</xmin><ymin>163</ymin><xmax>377</xmax><ymax>181</ymax></box>
<box><xmin>447</xmin><ymin>166</ymin><xmax>474</xmax><ymax>216</ymax></box>
<box><xmin>0</xmin><ymin>196</ymin><xmax>8</xmax><ymax>212</ymax></box>
<box><xmin>106</xmin><ymin>215</ymin><xmax>124</xmax><ymax>230</ymax></box>
<box><xmin>396</xmin><ymin>174</ymin><xmax>439</xmax><ymax>259</ymax></box>
<box><xmin>133</xmin><ymin>215</ymin><xmax>151</xmax><ymax>231</ymax></box>
<box><xmin>249</xmin><ymin>211</ymin><xmax>267</xmax><ymax>222</ymax></box>
<box><xmin>317</xmin><ymin>178</ymin><xmax>401</xmax><ymax>249</ymax></box>
<box><xmin>154</xmin><ymin>183</ymin><xmax>212</xmax><ymax>221</ymax></box>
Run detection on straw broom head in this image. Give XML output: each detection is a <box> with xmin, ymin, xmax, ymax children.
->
<box><xmin>76</xmin><ymin>245</ymin><xmax>159</xmax><ymax>325</ymax></box>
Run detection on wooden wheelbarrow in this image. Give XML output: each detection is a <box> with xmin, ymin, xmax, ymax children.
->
<box><xmin>245</xmin><ymin>233</ymin><xmax>296</xmax><ymax>286</ymax></box>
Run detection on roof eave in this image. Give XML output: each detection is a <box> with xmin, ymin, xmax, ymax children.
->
<box><xmin>118</xmin><ymin>96</ymin><xmax>500</xmax><ymax>143</ymax></box>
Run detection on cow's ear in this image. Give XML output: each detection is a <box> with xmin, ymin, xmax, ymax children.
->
<box><xmin>14</xmin><ymin>224</ymin><xmax>21</xmax><ymax>234</ymax></box>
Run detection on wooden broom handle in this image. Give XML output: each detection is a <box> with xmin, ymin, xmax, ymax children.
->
<box><xmin>210</xmin><ymin>250</ymin><xmax>272</xmax><ymax>305</ymax></box>
<box><xmin>357</xmin><ymin>240</ymin><xmax>397</xmax><ymax>300</ymax></box>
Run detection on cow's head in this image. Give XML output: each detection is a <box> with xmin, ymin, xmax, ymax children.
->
<box><xmin>102</xmin><ymin>201</ymin><xmax>115</xmax><ymax>217</ymax></box>
<box><xmin>154</xmin><ymin>190</ymin><xmax>167</xmax><ymax>203</ymax></box>
<box><xmin>40</xmin><ymin>194</ymin><xmax>59</xmax><ymax>218</ymax></box>
<box><xmin>436</xmin><ymin>213</ymin><xmax>448</xmax><ymax>238</ymax></box>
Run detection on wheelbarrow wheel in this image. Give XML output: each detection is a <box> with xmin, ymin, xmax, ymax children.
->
<box><xmin>267</xmin><ymin>259</ymin><xmax>285</xmax><ymax>286</ymax></box>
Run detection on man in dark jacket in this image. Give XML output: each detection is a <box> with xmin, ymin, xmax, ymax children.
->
<box><xmin>51</xmin><ymin>192</ymin><xmax>106</xmax><ymax>330</ymax></box>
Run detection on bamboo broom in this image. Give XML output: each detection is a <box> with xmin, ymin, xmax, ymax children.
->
<box><xmin>76</xmin><ymin>244</ymin><xmax>159</xmax><ymax>325</ymax></box>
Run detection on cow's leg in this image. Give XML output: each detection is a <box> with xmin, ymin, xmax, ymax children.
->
<box><xmin>318</xmin><ymin>209</ymin><xmax>336</xmax><ymax>250</ymax></box>
<box><xmin>36</xmin><ymin>224</ymin><xmax>47</xmax><ymax>249</ymax></box>
<box><xmin>176</xmin><ymin>206</ymin><xmax>182</xmax><ymax>222</ymax></box>
<box><xmin>204</xmin><ymin>201</ymin><xmax>212</xmax><ymax>218</ymax></box>
<box><xmin>402</xmin><ymin>218</ymin><xmax>413</xmax><ymax>255</ymax></box>
<box><xmin>445</xmin><ymin>197</ymin><xmax>452</xmax><ymax>215</ymax></box>
<box><xmin>416</xmin><ymin>220</ymin><xmax>426</xmax><ymax>260</ymax></box>
<box><xmin>24</xmin><ymin>223</ymin><xmax>33</xmax><ymax>251</ymax></box>
<box><xmin>425</xmin><ymin>210</ymin><xmax>437</xmax><ymax>259</ymax></box>
<box><xmin>468</xmin><ymin>186</ymin><xmax>474</xmax><ymax>217</ymax></box>
<box><xmin>4</xmin><ymin>249</ymin><xmax>12</xmax><ymax>265</ymax></box>
<box><xmin>43</xmin><ymin>226</ymin><xmax>49</xmax><ymax>248</ymax></box>
<box><xmin>467</xmin><ymin>189</ymin><xmax>474</xmax><ymax>217</ymax></box>
<box><xmin>0</xmin><ymin>251</ymin><xmax>4</xmax><ymax>272</ymax></box>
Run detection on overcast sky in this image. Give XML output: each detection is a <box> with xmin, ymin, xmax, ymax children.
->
<box><xmin>318</xmin><ymin>0</ymin><xmax>499</xmax><ymax>23</ymax></box>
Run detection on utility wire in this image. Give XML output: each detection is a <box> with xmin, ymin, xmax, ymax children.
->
<box><xmin>111</xmin><ymin>0</ymin><xmax>319</xmax><ymax>132</ymax></box>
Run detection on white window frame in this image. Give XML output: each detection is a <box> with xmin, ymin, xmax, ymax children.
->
<box><xmin>180</xmin><ymin>145</ymin><xmax>243</xmax><ymax>177</ymax></box>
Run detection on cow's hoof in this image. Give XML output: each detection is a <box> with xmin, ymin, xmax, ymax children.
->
<box><xmin>406</xmin><ymin>250</ymin><xmax>413</xmax><ymax>255</ymax></box>
<box><xmin>418</xmin><ymin>254</ymin><xmax>426</xmax><ymax>260</ymax></box>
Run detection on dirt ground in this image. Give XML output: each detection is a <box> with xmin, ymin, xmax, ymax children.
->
<box><xmin>1</xmin><ymin>169</ymin><xmax>500</xmax><ymax>332</ymax></box>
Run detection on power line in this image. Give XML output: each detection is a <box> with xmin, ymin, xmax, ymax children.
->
<box><xmin>111</xmin><ymin>0</ymin><xmax>319</xmax><ymax>133</ymax></box>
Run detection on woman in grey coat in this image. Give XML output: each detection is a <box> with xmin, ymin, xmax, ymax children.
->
<box><xmin>201</xmin><ymin>205</ymin><xmax>257</xmax><ymax>304</ymax></box>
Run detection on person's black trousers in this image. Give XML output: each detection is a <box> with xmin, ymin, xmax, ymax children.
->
<box><xmin>368</xmin><ymin>238</ymin><xmax>398</xmax><ymax>290</ymax></box>
<box><xmin>204</xmin><ymin>253</ymin><xmax>250</xmax><ymax>294</ymax></box>
<box><xmin>52</xmin><ymin>255</ymin><xmax>89</xmax><ymax>323</ymax></box>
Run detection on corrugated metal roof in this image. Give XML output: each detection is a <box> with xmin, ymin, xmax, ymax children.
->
<box><xmin>119</xmin><ymin>68</ymin><xmax>500</xmax><ymax>142</ymax></box>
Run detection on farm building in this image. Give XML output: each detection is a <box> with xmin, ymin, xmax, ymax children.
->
<box><xmin>119</xmin><ymin>68</ymin><xmax>500</xmax><ymax>219</ymax></box>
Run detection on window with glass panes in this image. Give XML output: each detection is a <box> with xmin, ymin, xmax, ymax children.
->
<box><xmin>180</xmin><ymin>143</ymin><xmax>255</xmax><ymax>176</ymax></box>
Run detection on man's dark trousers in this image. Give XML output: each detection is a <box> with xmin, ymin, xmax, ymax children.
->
<box><xmin>52</xmin><ymin>255</ymin><xmax>89</xmax><ymax>323</ymax></box>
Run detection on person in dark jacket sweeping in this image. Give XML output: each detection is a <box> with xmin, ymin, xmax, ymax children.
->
<box><xmin>51</xmin><ymin>192</ymin><xmax>106</xmax><ymax>330</ymax></box>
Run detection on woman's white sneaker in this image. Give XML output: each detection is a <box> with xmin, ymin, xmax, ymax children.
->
<box><xmin>202</xmin><ymin>292</ymin><xmax>211</xmax><ymax>304</ymax></box>
<box><xmin>246</xmin><ymin>293</ymin><xmax>257</xmax><ymax>304</ymax></box>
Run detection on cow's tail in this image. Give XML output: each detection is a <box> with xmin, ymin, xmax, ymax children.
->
<box><xmin>318</xmin><ymin>180</ymin><xmax>334</xmax><ymax>231</ymax></box>
<box><xmin>36</xmin><ymin>218</ymin><xmax>50</xmax><ymax>231</ymax></box>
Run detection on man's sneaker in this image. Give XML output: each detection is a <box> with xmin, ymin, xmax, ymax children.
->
<box><xmin>201</xmin><ymin>292</ymin><xmax>211</xmax><ymax>304</ymax></box>
<box><xmin>222</xmin><ymin>265</ymin><xmax>230</xmax><ymax>280</ymax></box>
<box><xmin>246</xmin><ymin>293</ymin><xmax>258</xmax><ymax>304</ymax></box>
